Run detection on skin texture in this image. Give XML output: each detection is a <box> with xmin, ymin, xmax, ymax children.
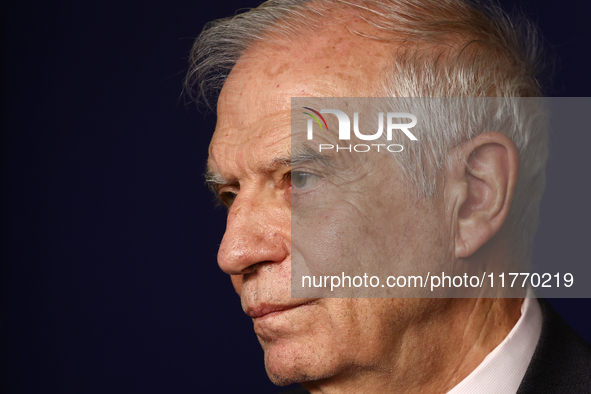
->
<box><xmin>207</xmin><ymin>16</ymin><xmax>523</xmax><ymax>394</ymax></box>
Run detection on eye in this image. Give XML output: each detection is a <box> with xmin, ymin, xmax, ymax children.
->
<box><xmin>219</xmin><ymin>191</ymin><xmax>237</xmax><ymax>208</ymax></box>
<box><xmin>291</xmin><ymin>171</ymin><xmax>320</xmax><ymax>190</ymax></box>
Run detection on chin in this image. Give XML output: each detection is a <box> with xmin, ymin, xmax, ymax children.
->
<box><xmin>261</xmin><ymin>336</ymin><xmax>342</xmax><ymax>386</ymax></box>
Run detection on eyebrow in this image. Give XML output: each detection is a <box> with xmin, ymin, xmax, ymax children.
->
<box><xmin>204</xmin><ymin>170</ymin><xmax>233</xmax><ymax>195</ymax></box>
<box><xmin>204</xmin><ymin>144</ymin><xmax>334</xmax><ymax>194</ymax></box>
<box><xmin>272</xmin><ymin>145</ymin><xmax>333</xmax><ymax>168</ymax></box>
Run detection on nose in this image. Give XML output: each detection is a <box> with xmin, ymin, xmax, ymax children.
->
<box><xmin>217</xmin><ymin>188</ymin><xmax>289</xmax><ymax>279</ymax></box>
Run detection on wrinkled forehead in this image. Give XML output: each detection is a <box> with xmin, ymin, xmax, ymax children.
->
<box><xmin>215</xmin><ymin>13</ymin><xmax>396</xmax><ymax>113</ymax></box>
<box><xmin>208</xmin><ymin>12</ymin><xmax>400</xmax><ymax>178</ymax></box>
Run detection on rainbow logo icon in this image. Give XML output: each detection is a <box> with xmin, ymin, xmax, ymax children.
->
<box><xmin>302</xmin><ymin>107</ymin><xmax>328</xmax><ymax>131</ymax></box>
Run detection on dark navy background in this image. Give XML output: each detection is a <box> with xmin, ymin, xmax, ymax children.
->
<box><xmin>1</xmin><ymin>1</ymin><xmax>589</xmax><ymax>393</ymax></box>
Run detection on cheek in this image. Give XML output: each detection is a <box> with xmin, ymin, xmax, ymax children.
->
<box><xmin>293</xmin><ymin>202</ymin><xmax>367</xmax><ymax>277</ymax></box>
<box><xmin>314</xmin><ymin>299</ymin><xmax>414</xmax><ymax>364</ymax></box>
<box><xmin>293</xmin><ymin>197</ymin><xmax>416</xmax><ymax>277</ymax></box>
<box><xmin>292</xmin><ymin>194</ymin><xmax>449</xmax><ymax>298</ymax></box>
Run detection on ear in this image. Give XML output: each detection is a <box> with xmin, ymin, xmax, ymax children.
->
<box><xmin>446</xmin><ymin>132</ymin><xmax>519</xmax><ymax>258</ymax></box>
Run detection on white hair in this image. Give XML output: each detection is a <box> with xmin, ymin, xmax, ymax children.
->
<box><xmin>185</xmin><ymin>0</ymin><xmax>549</xmax><ymax>265</ymax></box>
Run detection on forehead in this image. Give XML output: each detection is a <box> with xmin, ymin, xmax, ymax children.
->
<box><xmin>209</xmin><ymin>16</ymin><xmax>394</xmax><ymax>172</ymax></box>
<box><xmin>222</xmin><ymin>17</ymin><xmax>393</xmax><ymax>97</ymax></box>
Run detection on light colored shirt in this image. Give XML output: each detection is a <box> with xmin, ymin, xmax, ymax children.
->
<box><xmin>447</xmin><ymin>289</ymin><xmax>542</xmax><ymax>394</ymax></box>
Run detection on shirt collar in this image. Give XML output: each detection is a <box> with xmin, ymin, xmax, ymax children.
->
<box><xmin>447</xmin><ymin>288</ymin><xmax>542</xmax><ymax>394</ymax></box>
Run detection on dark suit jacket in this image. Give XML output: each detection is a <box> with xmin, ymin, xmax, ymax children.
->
<box><xmin>282</xmin><ymin>299</ymin><xmax>591</xmax><ymax>393</ymax></box>
<box><xmin>517</xmin><ymin>299</ymin><xmax>591</xmax><ymax>393</ymax></box>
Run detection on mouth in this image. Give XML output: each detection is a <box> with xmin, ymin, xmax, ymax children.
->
<box><xmin>246</xmin><ymin>301</ymin><xmax>313</xmax><ymax>320</ymax></box>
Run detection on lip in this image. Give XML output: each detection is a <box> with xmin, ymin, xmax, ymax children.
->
<box><xmin>246</xmin><ymin>302</ymin><xmax>311</xmax><ymax>319</ymax></box>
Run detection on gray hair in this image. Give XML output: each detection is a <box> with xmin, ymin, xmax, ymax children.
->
<box><xmin>185</xmin><ymin>0</ymin><xmax>548</xmax><ymax>265</ymax></box>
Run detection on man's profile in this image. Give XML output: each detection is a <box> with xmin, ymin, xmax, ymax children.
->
<box><xmin>185</xmin><ymin>0</ymin><xmax>591</xmax><ymax>392</ymax></box>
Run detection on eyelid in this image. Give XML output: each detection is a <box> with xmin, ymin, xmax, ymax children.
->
<box><xmin>215</xmin><ymin>184</ymin><xmax>239</xmax><ymax>208</ymax></box>
<box><xmin>290</xmin><ymin>169</ymin><xmax>325</xmax><ymax>193</ymax></box>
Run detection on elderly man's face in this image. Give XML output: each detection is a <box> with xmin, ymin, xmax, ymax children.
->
<box><xmin>207</xmin><ymin>24</ymin><xmax>458</xmax><ymax>387</ymax></box>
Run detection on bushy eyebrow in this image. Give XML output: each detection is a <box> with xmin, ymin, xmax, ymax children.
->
<box><xmin>272</xmin><ymin>144</ymin><xmax>334</xmax><ymax>169</ymax></box>
<box><xmin>204</xmin><ymin>170</ymin><xmax>233</xmax><ymax>195</ymax></box>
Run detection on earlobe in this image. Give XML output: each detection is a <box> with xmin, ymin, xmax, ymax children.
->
<box><xmin>450</xmin><ymin>132</ymin><xmax>519</xmax><ymax>258</ymax></box>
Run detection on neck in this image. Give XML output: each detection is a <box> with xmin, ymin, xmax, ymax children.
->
<box><xmin>302</xmin><ymin>297</ymin><xmax>523</xmax><ymax>394</ymax></box>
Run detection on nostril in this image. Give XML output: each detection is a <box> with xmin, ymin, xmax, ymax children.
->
<box><xmin>242</xmin><ymin>263</ymin><xmax>260</xmax><ymax>275</ymax></box>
